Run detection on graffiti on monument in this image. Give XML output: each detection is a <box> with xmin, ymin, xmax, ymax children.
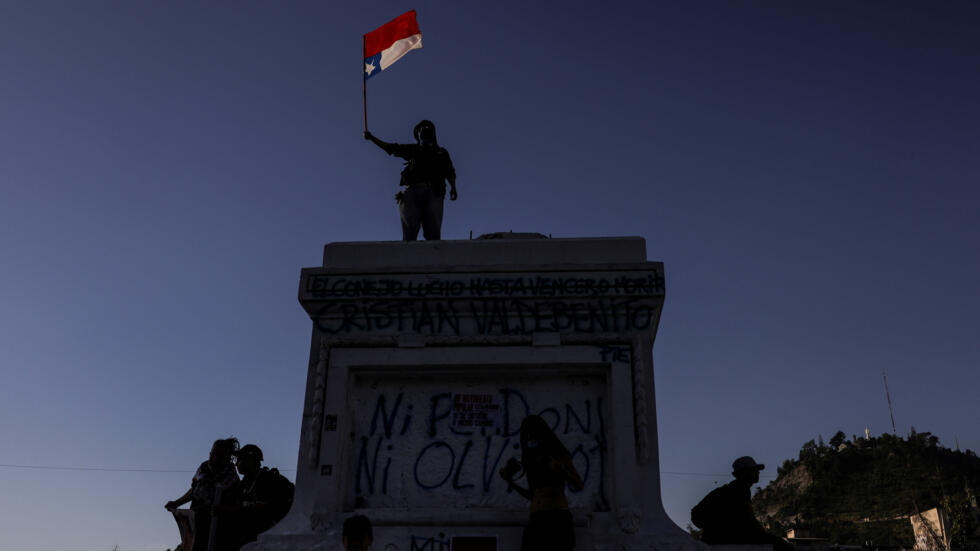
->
<box><xmin>408</xmin><ymin>534</ymin><xmax>497</xmax><ymax>551</ymax></box>
<box><xmin>314</xmin><ymin>298</ymin><xmax>657</xmax><ymax>335</ymax></box>
<box><xmin>344</xmin><ymin>373</ymin><xmax>611</xmax><ymax>511</ymax></box>
<box><xmin>409</xmin><ymin>533</ymin><xmax>450</xmax><ymax>551</ymax></box>
<box><xmin>303</xmin><ymin>273</ymin><xmax>665</xmax><ymax>301</ymax></box>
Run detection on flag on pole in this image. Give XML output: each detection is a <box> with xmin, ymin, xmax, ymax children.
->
<box><xmin>363</xmin><ymin>10</ymin><xmax>422</xmax><ymax>80</ymax></box>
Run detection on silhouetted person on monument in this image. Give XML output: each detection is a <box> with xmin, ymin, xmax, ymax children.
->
<box><xmin>166</xmin><ymin>437</ymin><xmax>241</xmax><ymax>551</ymax></box>
<box><xmin>364</xmin><ymin>120</ymin><xmax>457</xmax><ymax>241</ymax></box>
<box><xmin>229</xmin><ymin>444</ymin><xmax>295</xmax><ymax>547</ymax></box>
<box><xmin>691</xmin><ymin>456</ymin><xmax>793</xmax><ymax>551</ymax></box>
<box><xmin>342</xmin><ymin>514</ymin><xmax>373</xmax><ymax>551</ymax></box>
<box><xmin>499</xmin><ymin>415</ymin><xmax>584</xmax><ymax>551</ymax></box>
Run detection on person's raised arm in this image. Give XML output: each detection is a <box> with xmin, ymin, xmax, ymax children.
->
<box><xmin>364</xmin><ymin>131</ymin><xmax>398</xmax><ymax>155</ymax></box>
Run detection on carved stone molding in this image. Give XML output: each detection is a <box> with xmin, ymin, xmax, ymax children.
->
<box><xmin>630</xmin><ymin>336</ymin><xmax>650</xmax><ymax>464</ymax></box>
<box><xmin>618</xmin><ymin>509</ymin><xmax>642</xmax><ymax>535</ymax></box>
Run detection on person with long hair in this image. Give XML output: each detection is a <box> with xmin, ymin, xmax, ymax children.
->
<box><xmin>165</xmin><ymin>437</ymin><xmax>240</xmax><ymax>551</ymax></box>
<box><xmin>499</xmin><ymin>415</ymin><xmax>584</xmax><ymax>551</ymax></box>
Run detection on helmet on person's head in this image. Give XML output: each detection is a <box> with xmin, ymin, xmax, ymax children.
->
<box><xmin>237</xmin><ymin>444</ymin><xmax>264</xmax><ymax>462</ymax></box>
<box><xmin>413</xmin><ymin>120</ymin><xmax>437</xmax><ymax>144</ymax></box>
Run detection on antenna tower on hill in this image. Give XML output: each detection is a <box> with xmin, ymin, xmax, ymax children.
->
<box><xmin>882</xmin><ymin>369</ymin><xmax>897</xmax><ymax>436</ymax></box>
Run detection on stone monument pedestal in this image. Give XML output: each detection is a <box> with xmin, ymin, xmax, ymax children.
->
<box><xmin>247</xmin><ymin>236</ymin><xmax>706</xmax><ymax>551</ymax></box>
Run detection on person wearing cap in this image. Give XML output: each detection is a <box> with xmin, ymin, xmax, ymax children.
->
<box><xmin>691</xmin><ymin>456</ymin><xmax>793</xmax><ymax>551</ymax></box>
<box><xmin>230</xmin><ymin>444</ymin><xmax>295</xmax><ymax>547</ymax></box>
<box><xmin>364</xmin><ymin>120</ymin><xmax>457</xmax><ymax>241</ymax></box>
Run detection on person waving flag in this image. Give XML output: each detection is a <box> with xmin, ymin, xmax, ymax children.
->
<box><xmin>362</xmin><ymin>10</ymin><xmax>423</xmax><ymax>129</ymax></box>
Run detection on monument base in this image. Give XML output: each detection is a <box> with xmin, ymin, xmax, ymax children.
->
<box><xmin>249</xmin><ymin>237</ymin><xmax>709</xmax><ymax>551</ymax></box>
<box><xmin>245</xmin><ymin>512</ymin><xmax>708</xmax><ymax>551</ymax></box>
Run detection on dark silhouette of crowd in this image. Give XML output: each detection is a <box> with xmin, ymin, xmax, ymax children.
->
<box><xmin>166</xmin><ymin>428</ymin><xmax>794</xmax><ymax>551</ymax></box>
<box><xmin>165</xmin><ymin>438</ymin><xmax>294</xmax><ymax>551</ymax></box>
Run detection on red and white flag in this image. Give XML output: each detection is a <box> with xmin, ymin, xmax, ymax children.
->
<box><xmin>363</xmin><ymin>10</ymin><xmax>422</xmax><ymax>80</ymax></box>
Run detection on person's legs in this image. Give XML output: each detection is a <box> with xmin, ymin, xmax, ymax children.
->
<box><xmin>398</xmin><ymin>189</ymin><xmax>422</xmax><ymax>241</ymax></box>
<box><xmin>543</xmin><ymin>510</ymin><xmax>575</xmax><ymax>551</ymax></box>
<box><xmin>215</xmin><ymin>516</ymin><xmax>238</xmax><ymax>551</ymax></box>
<box><xmin>420</xmin><ymin>190</ymin><xmax>444</xmax><ymax>240</ymax></box>
<box><xmin>519</xmin><ymin>518</ymin><xmax>537</xmax><ymax>551</ymax></box>
<box><xmin>521</xmin><ymin>511</ymin><xmax>575</xmax><ymax>551</ymax></box>
<box><xmin>191</xmin><ymin>509</ymin><xmax>211</xmax><ymax>551</ymax></box>
<box><xmin>556</xmin><ymin>510</ymin><xmax>576</xmax><ymax>551</ymax></box>
<box><xmin>226</xmin><ymin>509</ymin><xmax>257</xmax><ymax>550</ymax></box>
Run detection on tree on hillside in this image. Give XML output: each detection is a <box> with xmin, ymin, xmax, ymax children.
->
<box><xmin>753</xmin><ymin>430</ymin><xmax>980</xmax><ymax>547</ymax></box>
<box><xmin>800</xmin><ymin>439</ymin><xmax>817</xmax><ymax>461</ymax></box>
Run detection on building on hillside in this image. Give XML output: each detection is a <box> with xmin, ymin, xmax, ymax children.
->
<box><xmin>784</xmin><ymin>534</ymin><xmax>830</xmax><ymax>551</ymax></box>
<box><xmin>786</xmin><ymin>529</ymin><xmax>822</xmax><ymax>539</ymax></box>
<box><xmin>910</xmin><ymin>508</ymin><xmax>949</xmax><ymax>551</ymax></box>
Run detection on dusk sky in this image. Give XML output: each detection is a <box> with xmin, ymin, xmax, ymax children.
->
<box><xmin>2</xmin><ymin>2</ymin><xmax>979</xmax><ymax>550</ymax></box>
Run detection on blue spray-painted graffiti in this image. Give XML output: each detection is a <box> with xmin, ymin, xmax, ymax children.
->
<box><xmin>350</xmin><ymin>386</ymin><xmax>610</xmax><ymax>511</ymax></box>
<box><xmin>410</xmin><ymin>533</ymin><xmax>450</xmax><ymax>551</ymax></box>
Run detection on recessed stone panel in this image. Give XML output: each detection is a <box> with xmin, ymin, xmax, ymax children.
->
<box><xmin>344</xmin><ymin>367</ymin><xmax>610</xmax><ymax>511</ymax></box>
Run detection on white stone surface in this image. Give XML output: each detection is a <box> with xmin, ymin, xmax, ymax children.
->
<box><xmin>247</xmin><ymin>237</ymin><xmax>704</xmax><ymax>551</ymax></box>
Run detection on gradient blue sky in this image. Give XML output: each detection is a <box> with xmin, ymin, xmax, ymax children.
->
<box><xmin>2</xmin><ymin>2</ymin><xmax>978</xmax><ymax>550</ymax></box>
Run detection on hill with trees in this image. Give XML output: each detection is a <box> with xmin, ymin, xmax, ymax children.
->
<box><xmin>752</xmin><ymin>430</ymin><xmax>980</xmax><ymax>548</ymax></box>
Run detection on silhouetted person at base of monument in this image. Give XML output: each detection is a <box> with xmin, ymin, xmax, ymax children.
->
<box><xmin>691</xmin><ymin>456</ymin><xmax>793</xmax><ymax>551</ymax></box>
<box><xmin>165</xmin><ymin>437</ymin><xmax>241</xmax><ymax>551</ymax></box>
<box><xmin>342</xmin><ymin>515</ymin><xmax>373</xmax><ymax>551</ymax></box>
<box><xmin>364</xmin><ymin>120</ymin><xmax>457</xmax><ymax>241</ymax></box>
<box><xmin>499</xmin><ymin>415</ymin><xmax>584</xmax><ymax>551</ymax></box>
<box><xmin>229</xmin><ymin>444</ymin><xmax>295</xmax><ymax>547</ymax></box>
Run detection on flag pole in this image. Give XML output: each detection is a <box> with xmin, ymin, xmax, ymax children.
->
<box><xmin>362</xmin><ymin>35</ymin><xmax>368</xmax><ymax>133</ymax></box>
